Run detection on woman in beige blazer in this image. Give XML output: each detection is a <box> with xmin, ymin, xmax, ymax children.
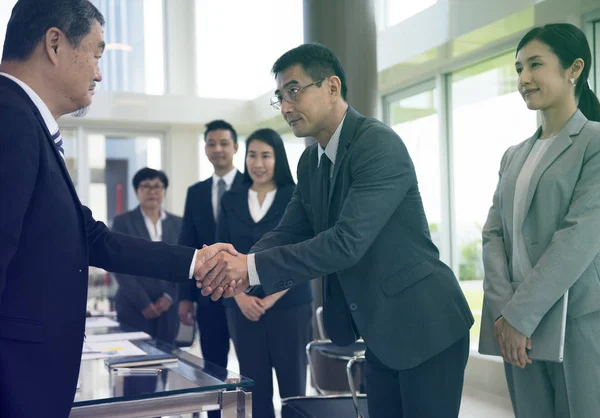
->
<box><xmin>479</xmin><ymin>24</ymin><xmax>600</xmax><ymax>417</ymax></box>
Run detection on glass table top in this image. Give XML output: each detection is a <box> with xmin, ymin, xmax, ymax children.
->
<box><xmin>74</xmin><ymin>328</ymin><xmax>253</xmax><ymax>407</ymax></box>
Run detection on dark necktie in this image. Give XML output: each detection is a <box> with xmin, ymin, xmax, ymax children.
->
<box><xmin>216</xmin><ymin>178</ymin><xmax>226</xmax><ymax>220</ymax></box>
<box><xmin>51</xmin><ymin>130</ymin><xmax>65</xmax><ymax>159</ymax></box>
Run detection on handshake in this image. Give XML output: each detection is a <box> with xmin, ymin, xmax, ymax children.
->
<box><xmin>192</xmin><ymin>243</ymin><xmax>251</xmax><ymax>301</ymax></box>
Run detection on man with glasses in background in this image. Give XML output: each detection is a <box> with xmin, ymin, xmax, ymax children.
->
<box><xmin>111</xmin><ymin>168</ymin><xmax>182</xmax><ymax>345</ymax></box>
<box><xmin>195</xmin><ymin>43</ymin><xmax>474</xmax><ymax>418</ymax></box>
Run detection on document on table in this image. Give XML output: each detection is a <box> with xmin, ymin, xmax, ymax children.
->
<box><xmin>85</xmin><ymin>331</ymin><xmax>151</xmax><ymax>343</ymax></box>
<box><xmin>85</xmin><ymin>317</ymin><xmax>120</xmax><ymax>329</ymax></box>
<box><xmin>81</xmin><ymin>340</ymin><xmax>147</xmax><ymax>361</ymax></box>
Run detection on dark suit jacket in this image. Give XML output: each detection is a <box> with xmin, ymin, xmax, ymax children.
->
<box><xmin>251</xmin><ymin>106</ymin><xmax>474</xmax><ymax>370</ymax></box>
<box><xmin>112</xmin><ymin>207</ymin><xmax>182</xmax><ymax>338</ymax></box>
<box><xmin>216</xmin><ymin>184</ymin><xmax>313</xmax><ymax>309</ymax></box>
<box><xmin>179</xmin><ymin>172</ymin><xmax>244</xmax><ymax>301</ymax></box>
<box><xmin>0</xmin><ymin>76</ymin><xmax>196</xmax><ymax>418</ymax></box>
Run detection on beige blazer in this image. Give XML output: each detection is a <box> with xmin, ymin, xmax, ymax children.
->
<box><xmin>479</xmin><ymin>110</ymin><xmax>600</xmax><ymax>355</ymax></box>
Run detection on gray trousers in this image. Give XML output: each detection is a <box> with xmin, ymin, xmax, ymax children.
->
<box><xmin>504</xmin><ymin>310</ymin><xmax>600</xmax><ymax>418</ymax></box>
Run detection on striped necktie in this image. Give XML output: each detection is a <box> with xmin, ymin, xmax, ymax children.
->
<box><xmin>51</xmin><ymin>130</ymin><xmax>65</xmax><ymax>159</ymax></box>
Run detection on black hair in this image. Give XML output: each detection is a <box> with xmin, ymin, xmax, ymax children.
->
<box><xmin>2</xmin><ymin>0</ymin><xmax>104</xmax><ymax>61</ymax></box>
<box><xmin>517</xmin><ymin>23</ymin><xmax>600</xmax><ymax>122</ymax></box>
<box><xmin>243</xmin><ymin>128</ymin><xmax>295</xmax><ymax>188</ymax></box>
<box><xmin>204</xmin><ymin>120</ymin><xmax>238</xmax><ymax>144</ymax></box>
<box><xmin>132</xmin><ymin>167</ymin><xmax>168</xmax><ymax>190</ymax></box>
<box><xmin>272</xmin><ymin>43</ymin><xmax>348</xmax><ymax>100</ymax></box>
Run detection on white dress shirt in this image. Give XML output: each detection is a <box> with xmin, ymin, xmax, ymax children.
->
<box><xmin>212</xmin><ymin>168</ymin><xmax>239</xmax><ymax>220</ymax></box>
<box><xmin>0</xmin><ymin>73</ymin><xmax>198</xmax><ymax>280</ymax></box>
<box><xmin>511</xmin><ymin>137</ymin><xmax>556</xmax><ymax>283</ymax></box>
<box><xmin>140</xmin><ymin>207</ymin><xmax>167</xmax><ymax>242</ymax></box>
<box><xmin>247</xmin><ymin>113</ymin><xmax>348</xmax><ymax>286</ymax></box>
<box><xmin>248</xmin><ymin>189</ymin><xmax>277</xmax><ymax>223</ymax></box>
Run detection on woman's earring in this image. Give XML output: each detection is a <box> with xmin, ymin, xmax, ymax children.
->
<box><xmin>569</xmin><ymin>78</ymin><xmax>576</xmax><ymax>87</ymax></box>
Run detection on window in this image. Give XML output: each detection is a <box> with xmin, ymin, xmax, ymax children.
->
<box><xmin>450</xmin><ymin>52</ymin><xmax>538</xmax><ymax>344</ymax></box>
<box><xmin>86</xmin><ymin>133</ymin><xmax>163</xmax><ymax>225</ymax></box>
<box><xmin>385</xmin><ymin>85</ymin><xmax>445</xmax><ymax>255</ymax></box>
<box><xmin>195</xmin><ymin>0</ymin><xmax>303</xmax><ymax>99</ymax></box>
<box><xmin>0</xmin><ymin>0</ymin><xmax>17</xmax><ymax>59</ymax></box>
<box><xmin>91</xmin><ymin>0</ymin><xmax>165</xmax><ymax>94</ymax></box>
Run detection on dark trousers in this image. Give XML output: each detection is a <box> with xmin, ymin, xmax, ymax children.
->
<box><xmin>196</xmin><ymin>296</ymin><xmax>230</xmax><ymax>418</ymax></box>
<box><xmin>365</xmin><ymin>334</ymin><xmax>469</xmax><ymax>418</ymax></box>
<box><xmin>226</xmin><ymin>303</ymin><xmax>313</xmax><ymax>418</ymax></box>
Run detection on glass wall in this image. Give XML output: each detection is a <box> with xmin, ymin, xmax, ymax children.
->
<box><xmin>383</xmin><ymin>51</ymin><xmax>538</xmax><ymax>347</ymax></box>
<box><xmin>386</xmin><ymin>85</ymin><xmax>443</xmax><ymax>253</ymax></box>
<box><xmin>91</xmin><ymin>0</ymin><xmax>165</xmax><ymax>94</ymax></box>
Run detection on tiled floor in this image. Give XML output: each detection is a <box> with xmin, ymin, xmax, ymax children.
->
<box><xmin>181</xmin><ymin>340</ymin><xmax>514</xmax><ymax>418</ymax></box>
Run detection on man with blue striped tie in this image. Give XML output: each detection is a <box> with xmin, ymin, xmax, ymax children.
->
<box><xmin>0</xmin><ymin>1</ymin><xmax>236</xmax><ymax>417</ymax></box>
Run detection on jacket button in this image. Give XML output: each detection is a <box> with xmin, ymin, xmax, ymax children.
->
<box><xmin>286</xmin><ymin>280</ymin><xmax>293</xmax><ymax>287</ymax></box>
<box><xmin>349</xmin><ymin>303</ymin><xmax>358</xmax><ymax>311</ymax></box>
<box><xmin>79</xmin><ymin>269</ymin><xmax>83</xmax><ymax>273</ymax></box>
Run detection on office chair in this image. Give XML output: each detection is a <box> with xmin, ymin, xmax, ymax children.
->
<box><xmin>282</xmin><ymin>354</ymin><xmax>368</xmax><ymax>418</ymax></box>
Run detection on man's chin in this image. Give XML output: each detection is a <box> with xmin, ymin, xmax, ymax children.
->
<box><xmin>71</xmin><ymin>106</ymin><xmax>90</xmax><ymax>118</ymax></box>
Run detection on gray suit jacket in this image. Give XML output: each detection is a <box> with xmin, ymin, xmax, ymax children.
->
<box><xmin>480</xmin><ymin>110</ymin><xmax>600</xmax><ymax>355</ymax></box>
<box><xmin>112</xmin><ymin>207</ymin><xmax>183</xmax><ymax>311</ymax></box>
<box><xmin>251</xmin><ymin>106</ymin><xmax>473</xmax><ymax>370</ymax></box>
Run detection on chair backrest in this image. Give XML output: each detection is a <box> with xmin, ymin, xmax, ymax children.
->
<box><xmin>306</xmin><ymin>340</ymin><xmax>366</xmax><ymax>395</ymax></box>
<box><xmin>315</xmin><ymin>306</ymin><xmax>326</xmax><ymax>339</ymax></box>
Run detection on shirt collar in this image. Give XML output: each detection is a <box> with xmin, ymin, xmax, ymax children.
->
<box><xmin>212</xmin><ymin>167</ymin><xmax>238</xmax><ymax>187</ymax></box>
<box><xmin>318</xmin><ymin>113</ymin><xmax>347</xmax><ymax>166</ymax></box>
<box><xmin>0</xmin><ymin>72</ymin><xmax>59</xmax><ymax>136</ymax></box>
<box><xmin>140</xmin><ymin>206</ymin><xmax>167</xmax><ymax>222</ymax></box>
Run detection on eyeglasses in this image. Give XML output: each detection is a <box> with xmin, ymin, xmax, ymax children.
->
<box><xmin>139</xmin><ymin>184</ymin><xmax>165</xmax><ymax>192</ymax></box>
<box><xmin>270</xmin><ymin>77</ymin><xmax>329</xmax><ymax>110</ymax></box>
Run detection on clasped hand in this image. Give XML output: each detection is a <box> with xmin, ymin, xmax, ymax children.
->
<box><xmin>494</xmin><ymin>316</ymin><xmax>533</xmax><ymax>368</ymax></box>
<box><xmin>192</xmin><ymin>243</ymin><xmax>250</xmax><ymax>301</ymax></box>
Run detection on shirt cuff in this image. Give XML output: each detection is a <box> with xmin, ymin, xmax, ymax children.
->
<box><xmin>162</xmin><ymin>293</ymin><xmax>173</xmax><ymax>301</ymax></box>
<box><xmin>247</xmin><ymin>253</ymin><xmax>261</xmax><ymax>286</ymax></box>
<box><xmin>189</xmin><ymin>249</ymin><xmax>197</xmax><ymax>279</ymax></box>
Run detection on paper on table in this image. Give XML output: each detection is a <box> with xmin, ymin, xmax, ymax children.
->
<box><xmin>81</xmin><ymin>340</ymin><xmax>147</xmax><ymax>361</ymax></box>
<box><xmin>85</xmin><ymin>317</ymin><xmax>120</xmax><ymax>329</ymax></box>
<box><xmin>85</xmin><ymin>331</ymin><xmax>151</xmax><ymax>343</ymax></box>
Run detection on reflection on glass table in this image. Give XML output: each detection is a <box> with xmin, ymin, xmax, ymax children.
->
<box><xmin>71</xmin><ymin>329</ymin><xmax>253</xmax><ymax>417</ymax></box>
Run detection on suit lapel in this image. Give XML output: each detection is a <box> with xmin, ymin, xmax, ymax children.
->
<box><xmin>132</xmin><ymin>207</ymin><xmax>152</xmax><ymax>241</ymax></box>
<box><xmin>523</xmin><ymin>110</ymin><xmax>586</xmax><ymax>217</ymax></box>
<box><xmin>328</xmin><ymin>107</ymin><xmax>358</xmax><ymax>205</ymax></box>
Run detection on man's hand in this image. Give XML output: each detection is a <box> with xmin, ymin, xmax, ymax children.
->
<box><xmin>494</xmin><ymin>316</ymin><xmax>532</xmax><ymax>368</ymax></box>
<box><xmin>154</xmin><ymin>295</ymin><xmax>173</xmax><ymax>313</ymax></box>
<box><xmin>178</xmin><ymin>300</ymin><xmax>195</xmax><ymax>326</ymax></box>
<box><xmin>195</xmin><ymin>251</ymin><xmax>250</xmax><ymax>301</ymax></box>
<box><xmin>234</xmin><ymin>293</ymin><xmax>265</xmax><ymax>322</ymax></box>
<box><xmin>194</xmin><ymin>243</ymin><xmax>238</xmax><ymax>275</ymax></box>
<box><xmin>142</xmin><ymin>303</ymin><xmax>161</xmax><ymax>319</ymax></box>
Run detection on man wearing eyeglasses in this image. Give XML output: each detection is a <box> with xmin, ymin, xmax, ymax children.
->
<box><xmin>196</xmin><ymin>43</ymin><xmax>474</xmax><ymax>418</ymax></box>
<box><xmin>111</xmin><ymin>168</ymin><xmax>181</xmax><ymax>344</ymax></box>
